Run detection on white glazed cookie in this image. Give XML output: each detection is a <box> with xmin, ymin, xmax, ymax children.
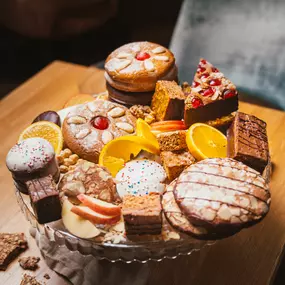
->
<box><xmin>62</xmin><ymin>100</ymin><xmax>137</xmax><ymax>163</ymax></box>
<box><xmin>174</xmin><ymin>158</ymin><xmax>270</xmax><ymax>229</ymax></box>
<box><xmin>162</xmin><ymin>180</ymin><xmax>208</xmax><ymax>237</ymax></box>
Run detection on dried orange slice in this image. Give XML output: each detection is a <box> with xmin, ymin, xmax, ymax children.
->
<box><xmin>18</xmin><ymin>121</ymin><xmax>63</xmax><ymax>154</ymax></box>
<box><xmin>99</xmin><ymin>135</ymin><xmax>159</xmax><ymax>177</ymax></box>
<box><xmin>64</xmin><ymin>93</ymin><xmax>95</xmax><ymax>108</ymax></box>
<box><xmin>186</xmin><ymin>123</ymin><xmax>227</xmax><ymax>161</ymax></box>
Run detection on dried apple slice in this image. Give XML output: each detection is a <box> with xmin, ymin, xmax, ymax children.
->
<box><xmin>62</xmin><ymin>199</ymin><xmax>101</xmax><ymax>239</ymax></box>
<box><xmin>71</xmin><ymin>205</ymin><xmax>121</xmax><ymax>225</ymax></box>
<box><xmin>77</xmin><ymin>194</ymin><xmax>121</xmax><ymax>216</ymax></box>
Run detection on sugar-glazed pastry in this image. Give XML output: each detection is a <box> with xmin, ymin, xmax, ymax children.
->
<box><xmin>174</xmin><ymin>158</ymin><xmax>270</xmax><ymax>230</ymax></box>
<box><xmin>62</xmin><ymin>100</ymin><xmax>137</xmax><ymax>163</ymax></box>
<box><xmin>115</xmin><ymin>159</ymin><xmax>166</xmax><ymax>198</ymax></box>
<box><xmin>6</xmin><ymin>138</ymin><xmax>60</xmax><ymax>194</ymax></box>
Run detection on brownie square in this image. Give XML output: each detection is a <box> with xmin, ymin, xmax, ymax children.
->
<box><xmin>26</xmin><ymin>175</ymin><xmax>62</xmax><ymax>224</ymax></box>
<box><xmin>227</xmin><ymin>112</ymin><xmax>269</xmax><ymax>173</ymax></box>
<box><xmin>122</xmin><ymin>193</ymin><xmax>162</xmax><ymax>235</ymax></box>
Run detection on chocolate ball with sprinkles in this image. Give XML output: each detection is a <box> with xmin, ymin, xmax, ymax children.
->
<box><xmin>6</xmin><ymin>138</ymin><xmax>60</xmax><ymax>194</ymax></box>
<box><xmin>115</xmin><ymin>159</ymin><xmax>167</xmax><ymax>198</ymax></box>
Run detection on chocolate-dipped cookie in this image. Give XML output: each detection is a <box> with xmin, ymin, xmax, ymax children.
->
<box><xmin>62</xmin><ymin>100</ymin><xmax>136</xmax><ymax>163</ymax></box>
<box><xmin>6</xmin><ymin>138</ymin><xmax>60</xmax><ymax>194</ymax></box>
<box><xmin>174</xmin><ymin>158</ymin><xmax>270</xmax><ymax>231</ymax></box>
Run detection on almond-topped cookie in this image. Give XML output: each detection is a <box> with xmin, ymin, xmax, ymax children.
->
<box><xmin>173</xmin><ymin>158</ymin><xmax>270</xmax><ymax>230</ymax></box>
<box><xmin>62</xmin><ymin>100</ymin><xmax>136</xmax><ymax>163</ymax></box>
<box><xmin>58</xmin><ymin>160</ymin><xmax>120</xmax><ymax>204</ymax></box>
<box><xmin>105</xmin><ymin>42</ymin><xmax>177</xmax><ymax>93</ymax></box>
<box><xmin>105</xmin><ymin>42</ymin><xmax>178</xmax><ymax>106</ymax></box>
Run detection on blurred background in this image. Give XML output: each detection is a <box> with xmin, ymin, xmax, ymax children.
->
<box><xmin>0</xmin><ymin>0</ymin><xmax>182</xmax><ymax>98</ymax></box>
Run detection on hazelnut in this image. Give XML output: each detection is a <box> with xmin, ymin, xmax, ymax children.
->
<box><xmin>59</xmin><ymin>165</ymin><xmax>69</xmax><ymax>173</ymax></box>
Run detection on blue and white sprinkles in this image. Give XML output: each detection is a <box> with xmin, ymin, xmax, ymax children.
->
<box><xmin>115</xmin><ymin>159</ymin><xmax>166</xmax><ymax>197</ymax></box>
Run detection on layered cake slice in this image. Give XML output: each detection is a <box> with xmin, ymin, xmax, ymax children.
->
<box><xmin>227</xmin><ymin>112</ymin><xmax>269</xmax><ymax>173</ymax></box>
<box><xmin>184</xmin><ymin>58</ymin><xmax>238</xmax><ymax>127</ymax></box>
<box><xmin>122</xmin><ymin>193</ymin><xmax>162</xmax><ymax>235</ymax></box>
<box><xmin>151</xmin><ymin>80</ymin><xmax>186</xmax><ymax>121</ymax></box>
<box><xmin>157</xmin><ymin>130</ymin><xmax>187</xmax><ymax>151</ymax></box>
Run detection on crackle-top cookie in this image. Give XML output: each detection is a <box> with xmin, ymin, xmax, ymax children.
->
<box><xmin>58</xmin><ymin>160</ymin><xmax>120</xmax><ymax>204</ymax></box>
<box><xmin>62</xmin><ymin>100</ymin><xmax>137</xmax><ymax>163</ymax></box>
<box><xmin>174</xmin><ymin>158</ymin><xmax>270</xmax><ymax>230</ymax></box>
<box><xmin>105</xmin><ymin>42</ymin><xmax>177</xmax><ymax>92</ymax></box>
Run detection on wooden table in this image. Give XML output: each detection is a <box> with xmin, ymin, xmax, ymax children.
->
<box><xmin>1</xmin><ymin>61</ymin><xmax>285</xmax><ymax>285</ymax></box>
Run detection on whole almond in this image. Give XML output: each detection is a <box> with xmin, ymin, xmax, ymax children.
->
<box><xmin>152</xmin><ymin>46</ymin><xmax>166</xmax><ymax>54</ymax></box>
<box><xmin>108</xmin><ymin>107</ymin><xmax>125</xmax><ymax>118</ymax></box>
<box><xmin>116</xmin><ymin>122</ymin><xmax>134</xmax><ymax>133</ymax></box>
<box><xmin>67</xmin><ymin>116</ymin><xmax>87</xmax><ymax>124</ymax></box>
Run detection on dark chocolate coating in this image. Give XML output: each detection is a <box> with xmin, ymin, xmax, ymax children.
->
<box><xmin>184</xmin><ymin>95</ymin><xmax>238</xmax><ymax>127</ymax></box>
<box><xmin>227</xmin><ymin>112</ymin><xmax>269</xmax><ymax>173</ymax></box>
<box><xmin>25</xmin><ymin>175</ymin><xmax>62</xmax><ymax>224</ymax></box>
<box><xmin>32</xmin><ymin>111</ymin><xmax>61</xmax><ymax>127</ymax></box>
<box><xmin>106</xmin><ymin>82</ymin><xmax>154</xmax><ymax>107</ymax></box>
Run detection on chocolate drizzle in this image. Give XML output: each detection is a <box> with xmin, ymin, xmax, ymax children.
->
<box><xmin>181</xmin><ymin>170</ymin><xmax>268</xmax><ymax>191</ymax></box>
<box><xmin>176</xmin><ymin>180</ymin><xmax>268</xmax><ymax>203</ymax></box>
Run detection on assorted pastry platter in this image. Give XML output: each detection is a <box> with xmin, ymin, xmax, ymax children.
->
<box><xmin>6</xmin><ymin>41</ymin><xmax>271</xmax><ymax>262</ymax></box>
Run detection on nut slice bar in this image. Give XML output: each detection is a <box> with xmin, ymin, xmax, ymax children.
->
<box><xmin>151</xmin><ymin>80</ymin><xmax>186</xmax><ymax>121</ymax></box>
<box><xmin>157</xmin><ymin>130</ymin><xmax>187</xmax><ymax>151</ymax></box>
<box><xmin>160</xmin><ymin>150</ymin><xmax>195</xmax><ymax>181</ymax></box>
<box><xmin>0</xmin><ymin>233</ymin><xmax>28</xmax><ymax>270</ymax></box>
<box><xmin>26</xmin><ymin>175</ymin><xmax>62</xmax><ymax>224</ymax></box>
<box><xmin>227</xmin><ymin>112</ymin><xmax>269</xmax><ymax>173</ymax></box>
<box><xmin>122</xmin><ymin>193</ymin><xmax>162</xmax><ymax>235</ymax></box>
<box><xmin>184</xmin><ymin>59</ymin><xmax>238</xmax><ymax>127</ymax></box>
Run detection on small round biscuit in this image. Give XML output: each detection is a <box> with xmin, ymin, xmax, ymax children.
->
<box><xmin>105</xmin><ymin>41</ymin><xmax>177</xmax><ymax>92</ymax></box>
<box><xmin>62</xmin><ymin>100</ymin><xmax>137</xmax><ymax>163</ymax></box>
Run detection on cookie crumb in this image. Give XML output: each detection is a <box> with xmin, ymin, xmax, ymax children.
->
<box><xmin>20</xmin><ymin>273</ymin><xmax>42</xmax><ymax>285</ymax></box>
<box><xmin>43</xmin><ymin>273</ymin><xmax>50</xmax><ymax>280</ymax></box>
<box><xmin>19</xmin><ymin>256</ymin><xmax>40</xmax><ymax>271</ymax></box>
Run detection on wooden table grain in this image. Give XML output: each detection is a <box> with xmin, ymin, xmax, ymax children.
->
<box><xmin>1</xmin><ymin>61</ymin><xmax>285</xmax><ymax>285</ymax></box>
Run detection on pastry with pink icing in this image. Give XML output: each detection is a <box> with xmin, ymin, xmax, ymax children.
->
<box><xmin>6</xmin><ymin>138</ymin><xmax>60</xmax><ymax>194</ymax></box>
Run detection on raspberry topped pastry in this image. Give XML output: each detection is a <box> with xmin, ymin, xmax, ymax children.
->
<box><xmin>105</xmin><ymin>41</ymin><xmax>178</xmax><ymax>106</ymax></box>
<box><xmin>184</xmin><ymin>58</ymin><xmax>238</xmax><ymax>127</ymax></box>
<box><xmin>62</xmin><ymin>100</ymin><xmax>136</xmax><ymax>163</ymax></box>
